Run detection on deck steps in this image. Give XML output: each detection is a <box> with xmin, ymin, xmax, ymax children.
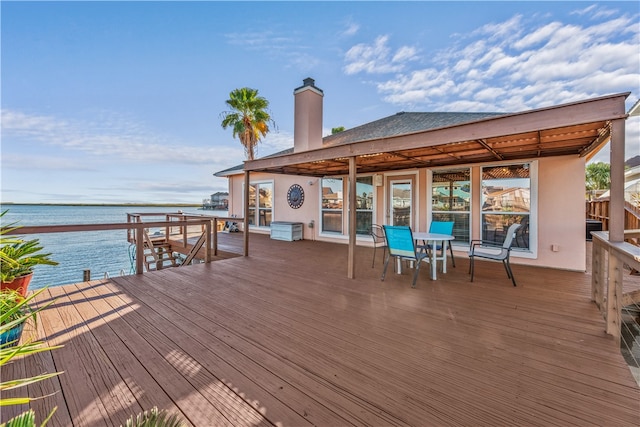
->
<box><xmin>143</xmin><ymin>241</ymin><xmax>179</xmax><ymax>271</ymax></box>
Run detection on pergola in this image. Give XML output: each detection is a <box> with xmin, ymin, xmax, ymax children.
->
<box><xmin>242</xmin><ymin>92</ymin><xmax>630</xmax><ymax>278</ymax></box>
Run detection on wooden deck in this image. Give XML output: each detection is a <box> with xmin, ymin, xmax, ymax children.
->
<box><xmin>3</xmin><ymin>233</ymin><xmax>639</xmax><ymax>426</ymax></box>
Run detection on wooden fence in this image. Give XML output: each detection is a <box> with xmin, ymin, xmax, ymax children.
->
<box><xmin>586</xmin><ymin>198</ymin><xmax>640</xmax><ymax>232</ymax></box>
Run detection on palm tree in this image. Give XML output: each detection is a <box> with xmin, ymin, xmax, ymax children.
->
<box><xmin>586</xmin><ymin>162</ymin><xmax>611</xmax><ymax>190</ymax></box>
<box><xmin>220</xmin><ymin>88</ymin><xmax>275</xmax><ymax>160</ymax></box>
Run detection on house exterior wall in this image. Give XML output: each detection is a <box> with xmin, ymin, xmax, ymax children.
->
<box><xmin>227</xmin><ymin>155</ymin><xmax>587</xmax><ymax>271</ymax></box>
<box><xmin>228</xmin><ymin>172</ymin><xmax>320</xmax><ymax>240</ymax></box>
<box><xmin>526</xmin><ymin>156</ymin><xmax>586</xmax><ymax>271</ymax></box>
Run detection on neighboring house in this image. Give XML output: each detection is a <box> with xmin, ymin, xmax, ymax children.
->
<box><xmin>598</xmin><ymin>165</ymin><xmax>640</xmax><ymax>207</ymax></box>
<box><xmin>202</xmin><ymin>192</ymin><xmax>229</xmax><ymax>210</ymax></box>
<box><xmin>215</xmin><ymin>78</ymin><xmax>631</xmax><ymax>272</ymax></box>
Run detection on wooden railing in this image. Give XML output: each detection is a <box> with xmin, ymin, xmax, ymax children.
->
<box><xmin>5</xmin><ymin>218</ymin><xmax>214</xmax><ymax>275</ymax></box>
<box><xmin>591</xmin><ymin>230</ymin><xmax>640</xmax><ymax>343</ymax></box>
<box><xmin>586</xmin><ymin>198</ymin><xmax>640</xmax><ymax>231</ymax></box>
<box><xmin>126</xmin><ymin>212</ymin><xmax>243</xmax><ymax>257</ymax></box>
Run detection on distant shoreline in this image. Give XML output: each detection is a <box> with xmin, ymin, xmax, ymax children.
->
<box><xmin>1</xmin><ymin>202</ymin><xmax>202</xmax><ymax>207</ymax></box>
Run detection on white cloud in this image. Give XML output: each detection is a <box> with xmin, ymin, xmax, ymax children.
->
<box><xmin>392</xmin><ymin>46</ymin><xmax>418</xmax><ymax>63</ymax></box>
<box><xmin>341</xmin><ymin>22</ymin><xmax>360</xmax><ymax>37</ymax></box>
<box><xmin>224</xmin><ymin>31</ymin><xmax>295</xmax><ymax>49</ymax></box>
<box><xmin>513</xmin><ymin>22</ymin><xmax>563</xmax><ymax>49</ymax></box>
<box><xmin>344</xmin><ymin>8</ymin><xmax>639</xmax><ymax>160</ymax></box>
<box><xmin>257</xmin><ymin>130</ymin><xmax>294</xmax><ymax>156</ymax></box>
<box><xmin>224</xmin><ymin>29</ymin><xmax>322</xmax><ymax>72</ymax></box>
<box><xmin>356</xmin><ymin>8</ymin><xmax>639</xmax><ymax>114</ymax></box>
<box><xmin>0</xmin><ymin>153</ymin><xmax>95</xmax><ymax>171</ymax></box>
<box><xmin>344</xmin><ymin>35</ymin><xmax>418</xmax><ymax>75</ymax></box>
<box><xmin>1</xmin><ymin>109</ymin><xmax>243</xmax><ymax>167</ymax></box>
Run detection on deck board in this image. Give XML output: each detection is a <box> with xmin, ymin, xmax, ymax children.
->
<box><xmin>2</xmin><ymin>233</ymin><xmax>639</xmax><ymax>426</ymax></box>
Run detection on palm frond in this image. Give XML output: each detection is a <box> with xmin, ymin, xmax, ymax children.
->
<box><xmin>122</xmin><ymin>407</ymin><xmax>186</xmax><ymax>427</ymax></box>
<box><xmin>2</xmin><ymin>407</ymin><xmax>57</xmax><ymax>427</ymax></box>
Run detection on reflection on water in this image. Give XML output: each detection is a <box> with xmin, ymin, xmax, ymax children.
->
<box><xmin>2</xmin><ymin>205</ymin><xmax>222</xmax><ymax>289</ymax></box>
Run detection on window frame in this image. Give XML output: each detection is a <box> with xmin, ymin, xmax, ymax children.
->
<box><xmin>320</xmin><ymin>177</ymin><xmax>344</xmax><ymax>235</ymax></box>
<box><xmin>244</xmin><ymin>180</ymin><xmax>274</xmax><ymax>229</ymax></box>
<box><xmin>428</xmin><ymin>167</ymin><xmax>472</xmax><ymax>248</ymax></box>
<box><xmin>319</xmin><ymin>174</ymin><xmax>378</xmax><ymax>238</ymax></box>
<box><xmin>479</xmin><ymin>161</ymin><xmax>537</xmax><ymax>258</ymax></box>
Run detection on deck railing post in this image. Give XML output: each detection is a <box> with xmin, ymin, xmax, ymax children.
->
<box><xmin>205</xmin><ymin>221</ymin><xmax>211</xmax><ymax>262</ymax></box>
<box><xmin>605</xmin><ymin>251</ymin><xmax>623</xmax><ymax>344</ymax></box>
<box><xmin>212</xmin><ymin>218</ymin><xmax>218</xmax><ymax>256</ymax></box>
<box><xmin>135</xmin><ymin>224</ymin><xmax>144</xmax><ymax>274</ymax></box>
<box><xmin>244</xmin><ymin>171</ymin><xmax>250</xmax><ymax>257</ymax></box>
<box><xmin>591</xmin><ymin>240</ymin><xmax>604</xmax><ymax>308</ymax></box>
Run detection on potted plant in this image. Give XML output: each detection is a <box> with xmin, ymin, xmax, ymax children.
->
<box><xmin>1</xmin><ymin>211</ymin><xmax>58</xmax><ymax>297</ymax></box>
<box><xmin>0</xmin><ymin>288</ymin><xmax>37</xmax><ymax>347</ymax></box>
<box><xmin>1</xmin><ymin>287</ymin><xmax>63</xmax><ymax>426</ymax></box>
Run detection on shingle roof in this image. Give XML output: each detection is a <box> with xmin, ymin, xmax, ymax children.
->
<box><xmin>215</xmin><ymin>112</ymin><xmax>505</xmax><ymax>176</ymax></box>
<box><xmin>323</xmin><ymin>112</ymin><xmax>505</xmax><ymax>146</ymax></box>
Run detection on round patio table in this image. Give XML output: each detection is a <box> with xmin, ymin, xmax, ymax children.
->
<box><xmin>413</xmin><ymin>232</ymin><xmax>455</xmax><ymax>280</ymax></box>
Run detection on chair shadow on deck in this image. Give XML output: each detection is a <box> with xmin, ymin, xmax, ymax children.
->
<box><xmin>14</xmin><ymin>233</ymin><xmax>639</xmax><ymax>427</ymax></box>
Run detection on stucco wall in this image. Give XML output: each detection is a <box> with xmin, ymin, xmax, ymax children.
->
<box><xmin>521</xmin><ymin>156</ymin><xmax>586</xmax><ymax>271</ymax></box>
<box><xmin>228</xmin><ymin>173</ymin><xmax>320</xmax><ymax>240</ymax></box>
<box><xmin>227</xmin><ymin>155</ymin><xmax>587</xmax><ymax>271</ymax></box>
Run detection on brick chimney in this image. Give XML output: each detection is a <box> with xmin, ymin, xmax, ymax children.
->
<box><xmin>294</xmin><ymin>77</ymin><xmax>323</xmax><ymax>152</ymax></box>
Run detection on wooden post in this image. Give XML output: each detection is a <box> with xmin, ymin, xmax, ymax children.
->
<box><xmin>609</xmin><ymin>119</ymin><xmax>625</xmax><ymax>242</ymax></box>
<box><xmin>606</xmin><ymin>251</ymin><xmax>623</xmax><ymax>343</ymax></box>
<box><xmin>244</xmin><ymin>170</ymin><xmax>250</xmax><ymax>257</ymax></box>
<box><xmin>591</xmin><ymin>239</ymin><xmax>605</xmax><ymax>308</ymax></box>
<box><xmin>135</xmin><ymin>225</ymin><xmax>144</xmax><ymax>274</ymax></box>
<box><xmin>205</xmin><ymin>220</ymin><xmax>211</xmax><ymax>262</ymax></box>
<box><xmin>348</xmin><ymin>156</ymin><xmax>357</xmax><ymax>279</ymax></box>
<box><xmin>182</xmin><ymin>216</ymin><xmax>187</xmax><ymax>245</ymax></box>
<box><xmin>212</xmin><ymin>218</ymin><xmax>218</xmax><ymax>256</ymax></box>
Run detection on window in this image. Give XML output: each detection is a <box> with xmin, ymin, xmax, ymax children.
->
<box><xmin>431</xmin><ymin>168</ymin><xmax>471</xmax><ymax>244</ymax></box>
<box><xmin>354</xmin><ymin>176</ymin><xmax>374</xmax><ymax>235</ymax></box>
<box><xmin>390</xmin><ymin>180</ymin><xmax>412</xmax><ymax>227</ymax></box>
<box><xmin>321</xmin><ymin>178</ymin><xmax>343</xmax><ymax>233</ymax></box>
<box><xmin>481</xmin><ymin>164</ymin><xmax>530</xmax><ymax>249</ymax></box>
<box><xmin>247</xmin><ymin>182</ymin><xmax>273</xmax><ymax>227</ymax></box>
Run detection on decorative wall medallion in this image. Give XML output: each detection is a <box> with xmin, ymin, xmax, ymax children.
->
<box><xmin>287</xmin><ymin>184</ymin><xmax>305</xmax><ymax>209</ymax></box>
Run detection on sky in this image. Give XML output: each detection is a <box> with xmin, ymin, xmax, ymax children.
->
<box><xmin>1</xmin><ymin>1</ymin><xmax>639</xmax><ymax>204</ymax></box>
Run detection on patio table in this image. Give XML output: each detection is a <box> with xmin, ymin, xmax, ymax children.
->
<box><xmin>413</xmin><ymin>232</ymin><xmax>455</xmax><ymax>280</ymax></box>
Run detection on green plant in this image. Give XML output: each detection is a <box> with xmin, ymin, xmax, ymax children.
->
<box><xmin>220</xmin><ymin>87</ymin><xmax>275</xmax><ymax>160</ymax></box>
<box><xmin>122</xmin><ymin>407</ymin><xmax>185</xmax><ymax>427</ymax></box>
<box><xmin>1</xmin><ymin>409</ymin><xmax>56</xmax><ymax>427</ymax></box>
<box><xmin>1</xmin><ymin>288</ymin><xmax>63</xmax><ymax>427</ymax></box>
<box><xmin>0</xmin><ymin>240</ymin><xmax>59</xmax><ymax>283</ymax></box>
<box><xmin>0</xmin><ymin>211</ymin><xmax>23</xmax><ymax>270</ymax></box>
<box><xmin>0</xmin><ymin>289</ymin><xmax>37</xmax><ymax>332</ymax></box>
<box><xmin>0</xmin><ymin>211</ymin><xmax>58</xmax><ymax>283</ymax></box>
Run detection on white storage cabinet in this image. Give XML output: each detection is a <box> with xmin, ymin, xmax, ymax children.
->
<box><xmin>270</xmin><ymin>221</ymin><xmax>303</xmax><ymax>241</ymax></box>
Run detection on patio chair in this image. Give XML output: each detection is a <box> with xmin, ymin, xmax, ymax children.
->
<box><xmin>468</xmin><ymin>223</ymin><xmax>521</xmax><ymax>286</ymax></box>
<box><xmin>418</xmin><ymin>221</ymin><xmax>456</xmax><ymax>268</ymax></box>
<box><xmin>369</xmin><ymin>224</ymin><xmax>387</xmax><ymax>268</ymax></box>
<box><xmin>381</xmin><ymin>225</ymin><xmax>428</xmax><ymax>288</ymax></box>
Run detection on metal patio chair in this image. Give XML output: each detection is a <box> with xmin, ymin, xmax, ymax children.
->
<box><xmin>381</xmin><ymin>225</ymin><xmax>428</xmax><ymax>288</ymax></box>
<box><xmin>468</xmin><ymin>223</ymin><xmax>521</xmax><ymax>286</ymax></box>
<box><xmin>369</xmin><ymin>224</ymin><xmax>387</xmax><ymax>268</ymax></box>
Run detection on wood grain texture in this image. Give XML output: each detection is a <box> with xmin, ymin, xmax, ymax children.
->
<box><xmin>3</xmin><ymin>233</ymin><xmax>638</xmax><ymax>426</ymax></box>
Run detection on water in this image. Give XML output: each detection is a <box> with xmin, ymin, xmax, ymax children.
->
<box><xmin>1</xmin><ymin>205</ymin><xmax>226</xmax><ymax>289</ymax></box>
